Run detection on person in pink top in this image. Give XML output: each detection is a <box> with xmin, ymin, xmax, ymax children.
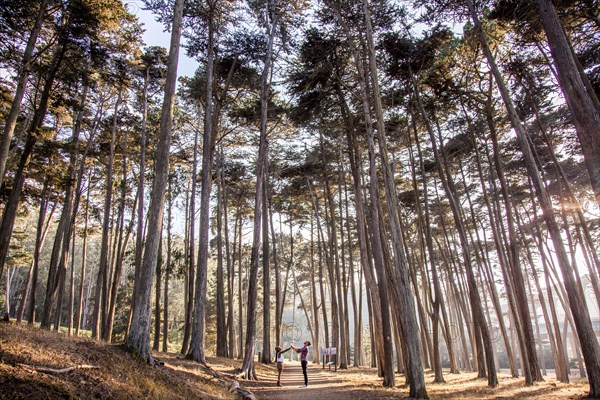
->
<box><xmin>291</xmin><ymin>340</ymin><xmax>311</xmax><ymax>387</ymax></box>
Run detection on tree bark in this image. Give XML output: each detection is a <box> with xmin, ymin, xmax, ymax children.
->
<box><xmin>75</xmin><ymin>179</ymin><xmax>91</xmax><ymax>336</ymax></box>
<box><xmin>240</xmin><ymin>4</ymin><xmax>278</xmax><ymax>379</ymax></box>
<box><xmin>188</xmin><ymin>0</ymin><xmax>217</xmax><ymax>364</ymax></box>
<box><xmin>181</xmin><ymin>108</ymin><xmax>200</xmax><ymax>355</ymax></box>
<box><xmin>0</xmin><ymin>36</ymin><xmax>66</xmax><ymax>285</ymax></box>
<box><xmin>466</xmin><ymin>0</ymin><xmax>600</xmax><ymax>394</ymax></box>
<box><xmin>92</xmin><ymin>84</ymin><xmax>123</xmax><ymax>339</ymax></box>
<box><xmin>535</xmin><ymin>0</ymin><xmax>600</xmax><ymax>206</ymax></box>
<box><xmin>163</xmin><ymin>178</ymin><xmax>173</xmax><ymax>353</ymax></box>
<box><xmin>0</xmin><ymin>0</ymin><xmax>49</xmax><ymax>183</ymax></box>
<box><xmin>124</xmin><ymin>0</ymin><xmax>183</xmax><ymax>364</ymax></box>
<box><xmin>216</xmin><ymin>150</ymin><xmax>228</xmax><ymax>357</ymax></box>
<box><xmin>260</xmin><ymin>169</ymin><xmax>271</xmax><ymax>364</ymax></box>
<box><xmin>153</xmin><ymin>236</ymin><xmax>163</xmax><ymax>351</ymax></box>
<box><xmin>17</xmin><ymin>178</ymin><xmax>53</xmax><ymax>324</ymax></box>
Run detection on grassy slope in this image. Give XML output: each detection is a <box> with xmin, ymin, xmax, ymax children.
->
<box><xmin>0</xmin><ymin>322</ymin><xmax>237</xmax><ymax>400</ymax></box>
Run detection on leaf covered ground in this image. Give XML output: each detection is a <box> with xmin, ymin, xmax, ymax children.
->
<box><xmin>0</xmin><ymin>322</ymin><xmax>236</xmax><ymax>400</ymax></box>
<box><xmin>0</xmin><ymin>322</ymin><xmax>591</xmax><ymax>399</ymax></box>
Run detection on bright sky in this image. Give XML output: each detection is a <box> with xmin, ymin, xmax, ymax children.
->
<box><xmin>127</xmin><ymin>1</ymin><xmax>199</xmax><ymax>78</ymax></box>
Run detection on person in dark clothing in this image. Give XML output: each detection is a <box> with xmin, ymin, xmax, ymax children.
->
<box><xmin>274</xmin><ymin>345</ymin><xmax>291</xmax><ymax>386</ymax></box>
<box><xmin>291</xmin><ymin>340</ymin><xmax>311</xmax><ymax>387</ymax></box>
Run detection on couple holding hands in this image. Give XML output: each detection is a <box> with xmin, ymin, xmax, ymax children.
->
<box><xmin>274</xmin><ymin>340</ymin><xmax>311</xmax><ymax>387</ymax></box>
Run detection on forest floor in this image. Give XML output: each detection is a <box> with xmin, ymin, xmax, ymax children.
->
<box><xmin>214</xmin><ymin>359</ymin><xmax>591</xmax><ymax>400</ymax></box>
<box><xmin>0</xmin><ymin>322</ymin><xmax>591</xmax><ymax>399</ymax></box>
<box><xmin>0</xmin><ymin>322</ymin><xmax>236</xmax><ymax>400</ymax></box>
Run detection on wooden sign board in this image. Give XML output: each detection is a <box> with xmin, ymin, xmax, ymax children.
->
<box><xmin>320</xmin><ymin>347</ymin><xmax>337</xmax><ymax>355</ymax></box>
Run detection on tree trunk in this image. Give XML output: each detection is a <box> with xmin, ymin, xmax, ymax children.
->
<box><xmin>17</xmin><ymin>179</ymin><xmax>53</xmax><ymax>324</ymax></box>
<box><xmin>163</xmin><ymin>178</ymin><xmax>173</xmax><ymax>353</ymax></box>
<box><xmin>154</xmin><ymin>236</ymin><xmax>163</xmax><ymax>351</ymax></box>
<box><xmin>43</xmin><ymin>80</ymin><xmax>88</xmax><ymax>331</ymax></box>
<box><xmin>333</xmin><ymin>76</ymin><xmax>385</xmax><ymax>375</ymax></box>
<box><xmin>93</xmin><ymin>84</ymin><xmax>123</xmax><ymax>339</ymax></box>
<box><xmin>240</xmin><ymin>5</ymin><xmax>278</xmax><ymax>379</ymax></box>
<box><xmin>105</xmin><ymin>129</ymin><xmax>136</xmax><ymax>342</ymax></box>
<box><xmin>361</xmin><ymin>2</ymin><xmax>427</xmax><ymax>392</ymax></box>
<box><xmin>216</xmin><ymin>150</ymin><xmax>228</xmax><ymax>358</ymax></box>
<box><xmin>223</xmin><ymin>152</ymin><xmax>235</xmax><ymax>358</ymax></box>
<box><xmin>309</xmin><ymin>216</ymin><xmax>320</xmax><ymax>363</ymax></box>
<box><xmin>0</xmin><ymin>37</ymin><xmax>66</xmax><ymax>285</ymax></box>
<box><xmin>535</xmin><ymin>0</ymin><xmax>600</xmax><ymax>206</ymax></box>
<box><xmin>181</xmin><ymin>109</ymin><xmax>200</xmax><ymax>355</ymax></box>
<box><xmin>124</xmin><ymin>0</ymin><xmax>183</xmax><ymax>364</ymax></box>
<box><xmin>237</xmin><ymin>210</ymin><xmax>244</xmax><ymax>360</ymax></box>
<box><xmin>0</xmin><ymin>0</ymin><xmax>49</xmax><ymax>183</ymax></box>
<box><xmin>409</xmin><ymin>112</ymin><xmax>445</xmax><ymax>383</ymax></box>
<box><xmin>411</xmin><ymin>69</ymin><xmax>496</xmax><ymax>387</ymax></box>
<box><xmin>188</xmin><ymin>1</ymin><xmax>217</xmax><ymax>363</ymax></box>
<box><xmin>260</xmin><ymin>169</ymin><xmax>271</xmax><ymax>364</ymax></box>
<box><xmin>317</xmin><ymin>129</ymin><xmax>341</xmax><ymax>368</ymax></box>
<box><xmin>467</xmin><ymin>0</ymin><xmax>600</xmax><ymax>394</ymax></box>
<box><xmin>133</xmin><ymin>63</ymin><xmax>149</xmax><ymax>340</ymax></box>
<box><xmin>75</xmin><ymin>180</ymin><xmax>91</xmax><ymax>336</ymax></box>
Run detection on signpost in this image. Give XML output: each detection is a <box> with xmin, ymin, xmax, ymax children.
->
<box><xmin>320</xmin><ymin>347</ymin><xmax>337</xmax><ymax>371</ymax></box>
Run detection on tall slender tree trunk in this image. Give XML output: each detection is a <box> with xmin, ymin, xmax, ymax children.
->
<box><xmin>124</xmin><ymin>0</ymin><xmax>183</xmax><ymax>363</ymax></box>
<box><xmin>333</xmin><ymin>77</ymin><xmax>385</xmax><ymax>375</ymax></box>
<box><xmin>535</xmin><ymin>0</ymin><xmax>600</xmax><ymax>206</ymax></box>
<box><xmin>309</xmin><ymin>216</ymin><xmax>321</xmax><ymax>363</ymax></box>
<box><xmin>105</xmin><ymin>129</ymin><xmax>135</xmax><ymax>342</ymax></box>
<box><xmin>411</xmin><ymin>69</ymin><xmax>496</xmax><ymax>387</ymax></box>
<box><xmin>68</xmin><ymin>218</ymin><xmax>77</xmax><ymax>335</ymax></box>
<box><xmin>188</xmin><ymin>1</ymin><xmax>217</xmax><ymax>363</ymax></box>
<box><xmin>93</xmin><ymin>84</ymin><xmax>123</xmax><ymax>339</ymax></box>
<box><xmin>0</xmin><ymin>0</ymin><xmax>49</xmax><ymax>183</ymax></box>
<box><xmin>133</xmin><ymin>64</ymin><xmax>149</xmax><ymax>335</ymax></box>
<box><xmin>466</xmin><ymin>0</ymin><xmax>600</xmax><ymax>394</ymax></box>
<box><xmin>216</xmin><ymin>150</ymin><xmax>228</xmax><ymax>357</ymax></box>
<box><xmin>260</xmin><ymin>169</ymin><xmax>271</xmax><ymax>364</ymax></box>
<box><xmin>483</xmin><ymin>100</ymin><xmax>541</xmax><ymax>383</ymax></box>
<box><xmin>223</xmin><ymin>152</ymin><xmax>235</xmax><ymax>358</ymax></box>
<box><xmin>163</xmin><ymin>178</ymin><xmax>172</xmax><ymax>353</ymax></box>
<box><xmin>409</xmin><ymin>114</ymin><xmax>445</xmax><ymax>383</ymax></box>
<box><xmin>237</xmin><ymin>210</ymin><xmax>244</xmax><ymax>360</ymax></box>
<box><xmin>42</xmin><ymin>81</ymin><xmax>88</xmax><ymax>331</ymax></box>
<box><xmin>17</xmin><ymin>179</ymin><xmax>53</xmax><ymax>324</ymax></box>
<box><xmin>154</xmin><ymin>236</ymin><xmax>163</xmax><ymax>351</ymax></box>
<box><xmin>271</xmin><ymin>196</ymin><xmax>283</xmax><ymax>348</ymax></box>
<box><xmin>311</xmin><ymin>188</ymin><xmax>330</xmax><ymax>351</ymax></box>
<box><xmin>240</xmin><ymin>5</ymin><xmax>278</xmax><ymax>379</ymax></box>
<box><xmin>317</xmin><ymin>128</ymin><xmax>341</xmax><ymax>368</ymax></box>
<box><xmin>181</xmin><ymin>108</ymin><xmax>200</xmax><ymax>355</ymax></box>
<box><xmin>75</xmin><ymin>179</ymin><xmax>91</xmax><ymax>336</ymax></box>
<box><xmin>361</xmin><ymin>2</ymin><xmax>426</xmax><ymax>393</ymax></box>
<box><xmin>0</xmin><ymin>37</ymin><xmax>66</xmax><ymax>284</ymax></box>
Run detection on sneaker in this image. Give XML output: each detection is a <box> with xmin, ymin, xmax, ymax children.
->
<box><xmin>277</xmin><ymin>383</ymin><xmax>282</xmax><ymax>387</ymax></box>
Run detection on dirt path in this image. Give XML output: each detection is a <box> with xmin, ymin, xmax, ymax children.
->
<box><xmin>245</xmin><ymin>362</ymin><xmax>398</xmax><ymax>400</ymax></box>
<box><xmin>241</xmin><ymin>362</ymin><xmax>591</xmax><ymax>400</ymax></box>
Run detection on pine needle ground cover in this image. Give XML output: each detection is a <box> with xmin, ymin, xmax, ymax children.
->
<box><xmin>0</xmin><ymin>323</ymin><xmax>235</xmax><ymax>400</ymax></box>
<box><xmin>0</xmin><ymin>322</ymin><xmax>591</xmax><ymax>399</ymax></box>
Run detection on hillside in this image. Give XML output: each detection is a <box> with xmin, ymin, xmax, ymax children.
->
<box><xmin>0</xmin><ymin>323</ymin><xmax>240</xmax><ymax>400</ymax></box>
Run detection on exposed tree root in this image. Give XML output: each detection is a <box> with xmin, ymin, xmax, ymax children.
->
<box><xmin>238</xmin><ymin>362</ymin><xmax>258</xmax><ymax>381</ymax></box>
<box><xmin>18</xmin><ymin>363</ymin><xmax>100</xmax><ymax>374</ymax></box>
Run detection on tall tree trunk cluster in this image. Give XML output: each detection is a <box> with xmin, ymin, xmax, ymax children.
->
<box><xmin>2</xmin><ymin>0</ymin><xmax>600</xmax><ymax>398</ymax></box>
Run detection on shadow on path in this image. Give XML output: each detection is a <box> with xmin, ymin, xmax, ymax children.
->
<box><xmin>245</xmin><ymin>362</ymin><xmax>397</xmax><ymax>400</ymax></box>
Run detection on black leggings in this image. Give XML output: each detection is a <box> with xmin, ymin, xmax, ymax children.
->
<box><xmin>301</xmin><ymin>360</ymin><xmax>308</xmax><ymax>385</ymax></box>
